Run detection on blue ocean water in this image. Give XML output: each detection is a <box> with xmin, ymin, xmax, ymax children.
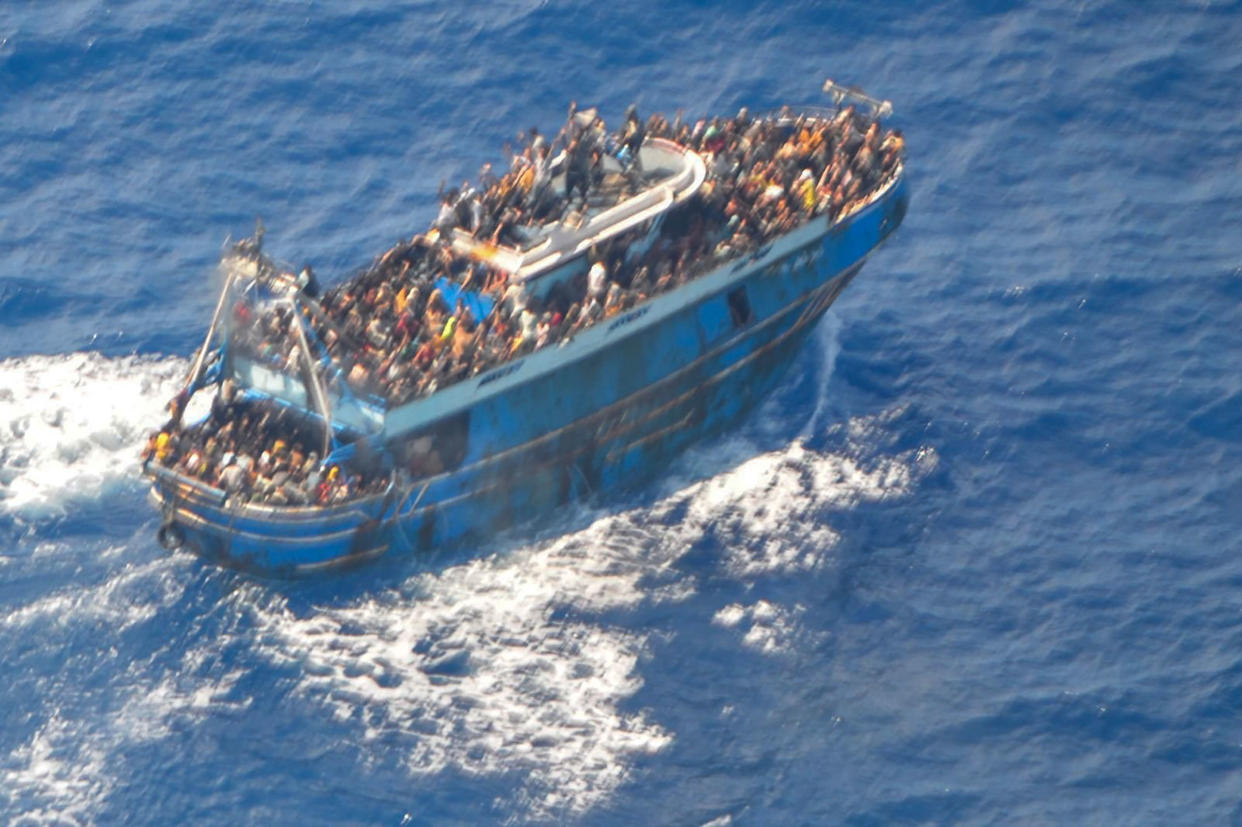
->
<box><xmin>2</xmin><ymin>0</ymin><xmax>1241</xmax><ymax>822</ymax></box>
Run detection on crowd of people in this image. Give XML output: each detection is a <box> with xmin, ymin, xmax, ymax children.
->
<box><xmin>234</xmin><ymin>103</ymin><xmax>903</xmax><ymax>406</ymax></box>
<box><xmin>149</xmin><ymin>101</ymin><xmax>905</xmax><ymax>505</ymax></box>
<box><xmin>143</xmin><ymin>382</ymin><xmax>389</xmax><ymax>507</ymax></box>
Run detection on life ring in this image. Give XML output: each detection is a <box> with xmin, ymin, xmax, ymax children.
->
<box><xmin>157</xmin><ymin>521</ymin><xmax>185</xmax><ymax>551</ymax></box>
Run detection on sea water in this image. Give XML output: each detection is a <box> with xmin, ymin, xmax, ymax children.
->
<box><xmin>2</xmin><ymin>1</ymin><xmax>1241</xmax><ymax>823</ymax></box>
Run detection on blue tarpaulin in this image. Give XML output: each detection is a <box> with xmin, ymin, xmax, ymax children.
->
<box><xmin>434</xmin><ymin>276</ymin><xmax>496</xmax><ymax>322</ymax></box>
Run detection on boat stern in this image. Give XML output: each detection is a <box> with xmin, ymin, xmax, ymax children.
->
<box><xmin>146</xmin><ymin>465</ymin><xmax>391</xmax><ymax>576</ymax></box>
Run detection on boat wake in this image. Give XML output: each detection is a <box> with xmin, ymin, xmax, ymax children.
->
<box><xmin>0</xmin><ymin>320</ymin><xmax>938</xmax><ymax>821</ymax></box>
<box><xmin>0</xmin><ymin>352</ymin><xmax>190</xmax><ymax>520</ymax></box>
<box><xmin>0</xmin><ymin>554</ymin><xmax>203</xmax><ymax>823</ymax></box>
<box><xmin>243</xmin><ymin>409</ymin><xmax>935</xmax><ymax>819</ymax></box>
<box><xmin>229</xmin><ymin>319</ymin><xmax>937</xmax><ymax>818</ymax></box>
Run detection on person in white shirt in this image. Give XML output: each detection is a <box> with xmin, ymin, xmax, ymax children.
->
<box><xmin>588</xmin><ymin>260</ymin><xmax>607</xmax><ymax>300</ymax></box>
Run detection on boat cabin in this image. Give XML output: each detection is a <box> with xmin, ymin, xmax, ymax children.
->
<box><xmin>447</xmin><ymin>138</ymin><xmax>704</xmax><ymax>299</ymax></box>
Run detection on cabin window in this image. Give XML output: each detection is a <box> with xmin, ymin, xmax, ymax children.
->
<box><xmin>727</xmin><ymin>286</ymin><xmax>753</xmax><ymax>328</ymax></box>
<box><xmin>399</xmin><ymin>410</ymin><xmax>471</xmax><ymax>478</ymax></box>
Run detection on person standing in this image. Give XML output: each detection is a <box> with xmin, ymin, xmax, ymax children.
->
<box><xmin>588</xmin><ymin>259</ymin><xmax>607</xmax><ymax>302</ymax></box>
<box><xmin>565</xmin><ymin>136</ymin><xmax>591</xmax><ymax>207</ymax></box>
<box><xmin>620</xmin><ymin>104</ymin><xmax>645</xmax><ymax>178</ymax></box>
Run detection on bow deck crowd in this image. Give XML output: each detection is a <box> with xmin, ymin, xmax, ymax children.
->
<box><xmin>146</xmin><ymin>103</ymin><xmax>904</xmax><ymax>506</ymax></box>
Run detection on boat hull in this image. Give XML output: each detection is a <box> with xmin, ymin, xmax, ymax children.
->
<box><xmin>149</xmin><ymin>173</ymin><xmax>908</xmax><ymax>575</ymax></box>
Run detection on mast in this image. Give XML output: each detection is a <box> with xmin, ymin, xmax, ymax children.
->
<box><xmin>286</xmin><ymin>297</ymin><xmax>335</xmax><ymax>458</ymax></box>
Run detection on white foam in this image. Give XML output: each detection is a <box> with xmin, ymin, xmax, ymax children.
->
<box><xmin>0</xmin><ymin>653</ymin><xmax>246</xmax><ymax>825</ymax></box>
<box><xmin>713</xmin><ymin>600</ymin><xmax>806</xmax><ymax>655</ymax></box>
<box><xmin>0</xmin><ymin>352</ymin><xmax>190</xmax><ymax>516</ymax></box>
<box><xmin>801</xmin><ymin>312</ymin><xmax>843</xmax><ymax>439</ymax></box>
<box><xmin>243</xmin><ymin>409</ymin><xmax>933</xmax><ymax>818</ymax></box>
<box><xmin>0</xmin><ymin>329</ymin><xmax>939</xmax><ymax>821</ymax></box>
<box><xmin>712</xmin><ymin>603</ymin><xmax>748</xmax><ymax>628</ymax></box>
<box><xmin>0</xmin><ymin>555</ymin><xmax>248</xmax><ymax>822</ymax></box>
<box><xmin>649</xmin><ymin>431</ymin><xmax>929</xmax><ymax>581</ymax></box>
<box><xmin>0</xmin><ymin>554</ymin><xmax>180</xmax><ymax>633</ymax></box>
<box><xmin>252</xmin><ymin>528</ymin><xmax>673</xmax><ymax>818</ymax></box>
<box><xmin>232</xmin><ymin>309</ymin><xmax>930</xmax><ymax>818</ymax></box>
<box><xmin>1</xmin><ymin>712</ymin><xmax>109</xmax><ymax>826</ymax></box>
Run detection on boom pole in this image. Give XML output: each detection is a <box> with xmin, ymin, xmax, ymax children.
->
<box><xmin>822</xmin><ymin>79</ymin><xmax>893</xmax><ymax>119</ymax></box>
<box><xmin>184</xmin><ymin>266</ymin><xmax>238</xmax><ymax>393</ymax></box>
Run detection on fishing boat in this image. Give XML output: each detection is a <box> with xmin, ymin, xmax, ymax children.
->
<box><xmin>143</xmin><ymin>80</ymin><xmax>909</xmax><ymax>576</ymax></box>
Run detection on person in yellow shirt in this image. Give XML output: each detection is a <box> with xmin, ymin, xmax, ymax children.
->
<box><xmin>154</xmin><ymin>431</ymin><xmax>173</xmax><ymax>463</ymax></box>
<box><xmin>796</xmin><ymin>170</ymin><xmax>816</xmax><ymax>213</ymax></box>
<box><xmin>516</xmin><ymin>162</ymin><xmax>535</xmax><ymax>194</ymax></box>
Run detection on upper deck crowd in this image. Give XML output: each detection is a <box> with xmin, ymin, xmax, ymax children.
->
<box><xmin>235</xmin><ymin>104</ymin><xmax>903</xmax><ymax>406</ymax></box>
<box><xmin>147</xmin><ymin>102</ymin><xmax>904</xmax><ymax>506</ymax></box>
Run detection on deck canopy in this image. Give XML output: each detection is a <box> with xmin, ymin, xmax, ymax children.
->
<box><xmin>449</xmin><ymin>139</ymin><xmax>705</xmax><ymax>287</ymax></box>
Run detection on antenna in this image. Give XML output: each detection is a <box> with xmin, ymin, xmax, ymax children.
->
<box><xmin>822</xmin><ymin>79</ymin><xmax>893</xmax><ymax>119</ymax></box>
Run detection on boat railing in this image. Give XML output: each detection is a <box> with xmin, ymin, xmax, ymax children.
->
<box><xmin>148</xmin><ymin>462</ymin><xmax>388</xmax><ymax>522</ymax></box>
<box><xmin>147</xmin><ymin>461</ymin><xmax>226</xmax><ymax>501</ymax></box>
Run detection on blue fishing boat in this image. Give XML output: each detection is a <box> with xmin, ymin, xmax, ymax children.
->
<box><xmin>143</xmin><ymin>80</ymin><xmax>909</xmax><ymax>576</ymax></box>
